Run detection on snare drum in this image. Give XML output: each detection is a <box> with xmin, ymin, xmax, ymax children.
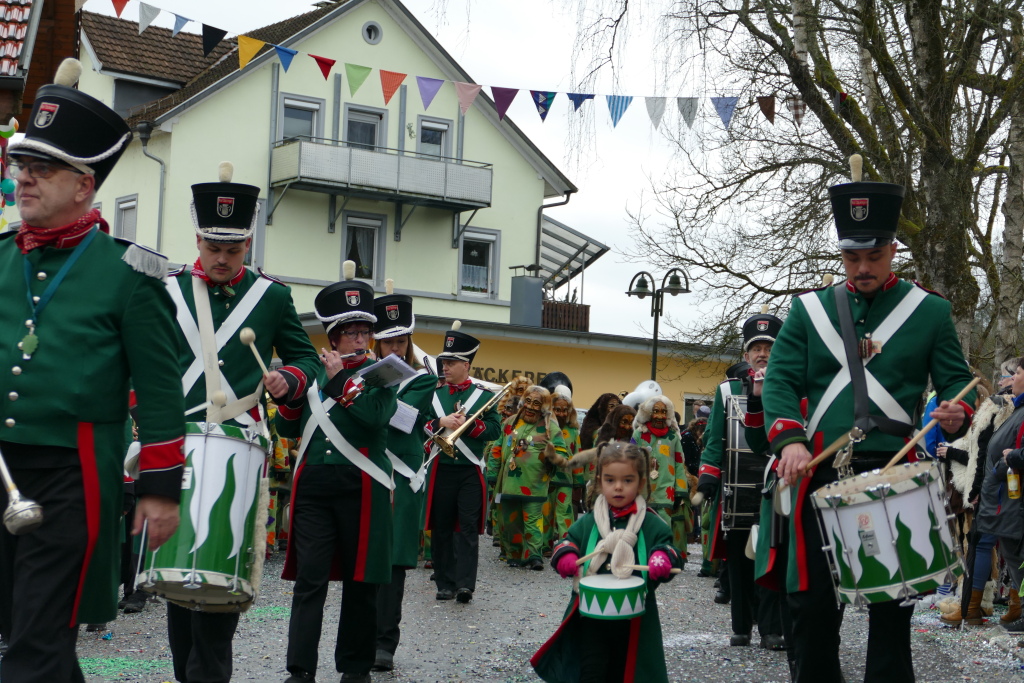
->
<box><xmin>811</xmin><ymin>461</ymin><xmax>962</xmax><ymax>606</ymax></box>
<box><xmin>721</xmin><ymin>394</ymin><xmax>763</xmax><ymax>530</ymax></box>
<box><xmin>141</xmin><ymin>422</ymin><xmax>269</xmax><ymax>610</ymax></box>
<box><xmin>578</xmin><ymin>575</ymin><xmax>647</xmax><ymax>620</ymax></box>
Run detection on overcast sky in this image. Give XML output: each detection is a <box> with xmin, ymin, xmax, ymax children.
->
<box><xmin>86</xmin><ymin>0</ymin><xmax>708</xmax><ymax>340</ymax></box>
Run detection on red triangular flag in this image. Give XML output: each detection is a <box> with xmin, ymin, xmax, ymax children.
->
<box><xmin>111</xmin><ymin>0</ymin><xmax>129</xmax><ymax>17</ymax></box>
<box><xmin>380</xmin><ymin>70</ymin><xmax>407</xmax><ymax>105</ymax></box>
<box><xmin>310</xmin><ymin>54</ymin><xmax>336</xmax><ymax>81</ymax></box>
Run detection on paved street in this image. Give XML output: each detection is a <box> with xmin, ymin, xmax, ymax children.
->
<box><xmin>75</xmin><ymin>541</ymin><xmax>1024</xmax><ymax>682</ymax></box>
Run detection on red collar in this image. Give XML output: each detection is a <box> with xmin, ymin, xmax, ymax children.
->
<box><xmin>342</xmin><ymin>355</ymin><xmax>369</xmax><ymax>370</ymax></box>
<box><xmin>845</xmin><ymin>272</ymin><xmax>898</xmax><ymax>293</ymax></box>
<box><xmin>191</xmin><ymin>258</ymin><xmax>247</xmax><ymax>289</ymax></box>
<box><xmin>447</xmin><ymin>380</ymin><xmax>473</xmax><ymax>394</ymax></box>
<box><xmin>16</xmin><ymin>208</ymin><xmax>108</xmax><ymax>254</ymax></box>
<box><xmin>610</xmin><ymin>501</ymin><xmax>638</xmax><ymax>518</ymax></box>
<box><xmin>646</xmin><ymin>423</ymin><xmax>670</xmax><ymax>438</ymax></box>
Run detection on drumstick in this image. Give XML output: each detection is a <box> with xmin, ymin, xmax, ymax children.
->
<box><xmin>624</xmin><ymin>564</ymin><xmax>682</xmax><ymax>573</ymax></box>
<box><xmin>575</xmin><ymin>549</ymin><xmax>603</xmax><ymax>566</ymax></box>
<box><xmin>880</xmin><ymin>376</ymin><xmax>981</xmax><ymax>473</ymax></box>
<box><xmin>239</xmin><ymin>327</ymin><xmax>270</xmax><ymax>376</ymax></box>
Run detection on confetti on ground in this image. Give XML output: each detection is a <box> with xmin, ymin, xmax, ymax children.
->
<box><xmin>79</xmin><ymin>657</ymin><xmax>172</xmax><ymax>677</ymax></box>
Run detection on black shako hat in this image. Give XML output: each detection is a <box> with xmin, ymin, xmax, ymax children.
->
<box><xmin>437</xmin><ymin>321</ymin><xmax>480</xmax><ymax>364</ymax></box>
<box><xmin>829</xmin><ymin>181</ymin><xmax>905</xmax><ymax>250</ymax></box>
<box><xmin>540</xmin><ymin>372</ymin><xmax>573</xmax><ymax>396</ymax></box>
<box><xmin>742</xmin><ymin>313</ymin><xmax>783</xmax><ymax>352</ymax></box>
<box><xmin>374</xmin><ymin>278</ymin><xmax>415</xmax><ymax>339</ymax></box>
<box><xmin>315</xmin><ymin>260</ymin><xmax>377</xmax><ymax>335</ymax></box>
<box><xmin>10</xmin><ymin>59</ymin><xmax>131</xmax><ymax>188</ymax></box>
<box><xmin>192</xmin><ymin>162</ymin><xmax>259</xmax><ymax>243</ymax></box>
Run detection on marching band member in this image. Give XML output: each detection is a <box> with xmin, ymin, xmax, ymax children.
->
<box><xmin>164</xmin><ymin>164</ymin><xmax>319</xmax><ymax>683</ymax></box>
<box><xmin>277</xmin><ymin>264</ymin><xmax>397</xmax><ymax>683</ymax></box>
<box><xmin>423</xmin><ymin>322</ymin><xmax>501</xmax><ymax>603</ymax></box>
<box><xmin>764</xmin><ymin>165</ymin><xmax>976</xmax><ymax>682</ymax></box>
<box><xmin>0</xmin><ymin>60</ymin><xmax>185</xmax><ymax>683</ymax></box>
<box><xmin>371</xmin><ymin>281</ymin><xmax>437</xmax><ymax>673</ymax></box>
<box><xmin>696</xmin><ymin>312</ymin><xmax>786</xmax><ymax>650</ymax></box>
<box><xmin>632</xmin><ymin>395</ymin><xmax>689</xmax><ymax>559</ymax></box>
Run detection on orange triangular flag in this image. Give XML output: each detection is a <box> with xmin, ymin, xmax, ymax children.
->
<box><xmin>380</xmin><ymin>70</ymin><xmax>407</xmax><ymax>105</ymax></box>
<box><xmin>237</xmin><ymin>36</ymin><xmax>265</xmax><ymax>71</ymax></box>
<box><xmin>111</xmin><ymin>0</ymin><xmax>129</xmax><ymax>17</ymax></box>
<box><xmin>310</xmin><ymin>54</ymin><xmax>336</xmax><ymax>81</ymax></box>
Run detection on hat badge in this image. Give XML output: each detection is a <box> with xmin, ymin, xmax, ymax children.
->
<box><xmin>445</xmin><ymin>336</ymin><xmax>454</xmax><ymax>348</ymax></box>
<box><xmin>386</xmin><ymin>304</ymin><xmax>400</xmax><ymax>320</ymax></box>
<box><xmin>345</xmin><ymin>290</ymin><xmax>360</xmax><ymax>306</ymax></box>
<box><xmin>757</xmin><ymin>321</ymin><xmax>769</xmax><ymax>331</ymax></box>
<box><xmin>850</xmin><ymin>198</ymin><xmax>869</xmax><ymax>221</ymax></box>
<box><xmin>217</xmin><ymin>197</ymin><xmax>235</xmax><ymax>218</ymax></box>
<box><xmin>35</xmin><ymin>102</ymin><xmax>59</xmax><ymax>129</ymax></box>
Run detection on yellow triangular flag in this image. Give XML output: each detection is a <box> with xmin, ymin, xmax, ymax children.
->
<box><xmin>238</xmin><ymin>36</ymin><xmax>266</xmax><ymax>70</ymax></box>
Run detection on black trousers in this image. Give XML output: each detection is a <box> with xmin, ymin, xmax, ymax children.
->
<box><xmin>287</xmin><ymin>464</ymin><xmax>380</xmax><ymax>677</ymax></box>
<box><xmin>429</xmin><ymin>464</ymin><xmax>482</xmax><ymax>592</ymax></box>
<box><xmin>789</xmin><ymin>481</ymin><xmax>914</xmax><ymax>683</ymax></box>
<box><xmin>166</xmin><ymin>604</ymin><xmax>239</xmax><ymax>683</ymax></box>
<box><xmin>578</xmin><ymin>616</ymin><xmax>630</xmax><ymax>682</ymax></box>
<box><xmin>376</xmin><ymin>566</ymin><xmax>406</xmax><ymax>655</ymax></box>
<box><xmin>726</xmin><ymin>530</ymin><xmax>783</xmax><ymax>637</ymax></box>
<box><xmin>0</xmin><ymin>462</ymin><xmax>88</xmax><ymax>683</ymax></box>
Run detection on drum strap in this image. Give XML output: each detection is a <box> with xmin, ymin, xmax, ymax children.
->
<box><xmin>298</xmin><ymin>381</ymin><xmax>395</xmax><ymax>490</ymax></box>
<box><xmin>834</xmin><ymin>285</ymin><xmax>915</xmax><ymax>439</ymax></box>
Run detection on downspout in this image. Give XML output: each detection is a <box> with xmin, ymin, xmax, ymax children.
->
<box><xmin>535</xmin><ymin>191</ymin><xmax>572</xmax><ymax>266</ymax></box>
<box><xmin>136</xmin><ymin>120</ymin><xmax>166</xmax><ymax>252</ymax></box>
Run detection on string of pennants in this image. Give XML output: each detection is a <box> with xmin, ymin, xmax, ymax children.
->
<box><xmin>104</xmin><ymin>0</ymin><xmax>824</xmax><ymax>130</ymax></box>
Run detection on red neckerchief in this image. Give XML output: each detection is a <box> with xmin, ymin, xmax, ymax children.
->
<box><xmin>448</xmin><ymin>380</ymin><xmax>472</xmax><ymax>395</ymax></box>
<box><xmin>647</xmin><ymin>423</ymin><xmax>670</xmax><ymax>438</ymax></box>
<box><xmin>610</xmin><ymin>501</ymin><xmax>638</xmax><ymax>519</ymax></box>
<box><xmin>191</xmin><ymin>257</ymin><xmax>246</xmax><ymax>290</ymax></box>
<box><xmin>16</xmin><ymin>208</ymin><xmax>108</xmax><ymax>254</ymax></box>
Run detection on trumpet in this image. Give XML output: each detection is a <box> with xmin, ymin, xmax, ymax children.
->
<box><xmin>0</xmin><ymin>445</ymin><xmax>42</xmax><ymax>535</ymax></box>
<box><xmin>431</xmin><ymin>380</ymin><xmax>514</xmax><ymax>457</ymax></box>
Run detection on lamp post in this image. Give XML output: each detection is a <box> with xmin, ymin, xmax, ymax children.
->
<box><xmin>625</xmin><ymin>268</ymin><xmax>691</xmax><ymax>381</ymax></box>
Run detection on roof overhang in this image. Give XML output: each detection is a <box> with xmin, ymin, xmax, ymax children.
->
<box><xmin>538</xmin><ymin>215</ymin><xmax>608</xmax><ymax>291</ymax></box>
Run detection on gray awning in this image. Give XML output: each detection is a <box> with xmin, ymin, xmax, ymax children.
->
<box><xmin>539</xmin><ymin>215</ymin><xmax>608</xmax><ymax>290</ymax></box>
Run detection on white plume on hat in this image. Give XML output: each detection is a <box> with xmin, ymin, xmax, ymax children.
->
<box><xmin>53</xmin><ymin>58</ymin><xmax>82</xmax><ymax>87</ymax></box>
<box><xmin>343</xmin><ymin>260</ymin><xmax>357</xmax><ymax>280</ymax></box>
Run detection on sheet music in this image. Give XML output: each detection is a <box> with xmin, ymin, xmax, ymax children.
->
<box><xmin>389</xmin><ymin>400</ymin><xmax>418</xmax><ymax>433</ymax></box>
<box><xmin>354</xmin><ymin>354</ymin><xmax>418</xmax><ymax>388</ymax></box>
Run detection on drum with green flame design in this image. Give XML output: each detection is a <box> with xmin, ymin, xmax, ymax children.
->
<box><xmin>578</xmin><ymin>575</ymin><xmax>647</xmax><ymax>620</ymax></box>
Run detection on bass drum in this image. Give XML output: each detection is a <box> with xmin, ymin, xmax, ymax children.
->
<box><xmin>721</xmin><ymin>394</ymin><xmax>763</xmax><ymax>530</ymax></box>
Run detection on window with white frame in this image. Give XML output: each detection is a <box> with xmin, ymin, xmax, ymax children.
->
<box><xmin>345</xmin><ymin>106</ymin><xmax>386</xmax><ymax>150</ymax></box>
<box><xmin>417</xmin><ymin>117</ymin><xmax>451</xmax><ymax>159</ymax></box>
<box><xmin>114</xmin><ymin>195</ymin><xmax>138</xmax><ymax>241</ymax></box>
<box><xmin>279</xmin><ymin>95</ymin><xmax>324</xmax><ymax>142</ymax></box>
<box><xmin>459</xmin><ymin>229</ymin><xmax>499</xmax><ymax>296</ymax></box>
<box><xmin>343</xmin><ymin>213</ymin><xmax>384</xmax><ymax>282</ymax></box>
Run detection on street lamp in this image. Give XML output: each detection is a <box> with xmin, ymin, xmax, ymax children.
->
<box><xmin>626</xmin><ymin>267</ymin><xmax>691</xmax><ymax>380</ymax></box>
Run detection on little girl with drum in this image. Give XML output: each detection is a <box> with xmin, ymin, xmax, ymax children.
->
<box><xmin>531</xmin><ymin>441</ymin><xmax>683</xmax><ymax>683</ymax></box>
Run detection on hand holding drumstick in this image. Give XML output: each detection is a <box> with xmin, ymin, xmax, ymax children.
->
<box><xmin>239</xmin><ymin>327</ymin><xmax>289</xmax><ymax>399</ymax></box>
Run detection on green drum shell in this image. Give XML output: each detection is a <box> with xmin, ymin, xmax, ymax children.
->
<box><xmin>142</xmin><ymin>422</ymin><xmax>268</xmax><ymax>608</ymax></box>
<box><xmin>577</xmin><ymin>574</ymin><xmax>647</xmax><ymax>620</ymax></box>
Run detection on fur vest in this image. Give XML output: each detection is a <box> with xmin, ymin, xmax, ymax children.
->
<box><xmin>948</xmin><ymin>395</ymin><xmax>1014</xmax><ymax>508</ymax></box>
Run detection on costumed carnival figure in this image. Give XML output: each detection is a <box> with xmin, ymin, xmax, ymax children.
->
<box><xmin>549</xmin><ymin>384</ymin><xmax>581</xmax><ymax>551</ymax></box>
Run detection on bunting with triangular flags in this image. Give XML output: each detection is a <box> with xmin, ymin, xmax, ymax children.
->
<box><xmin>311</xmin><ymin>55</ymin><xmax>336</xmax><ymax>80</ymax></box>
<box><xmin>530</xmin><ymin>90</ymin><xmax>555</xmax><ymax>121</ymax></box>
<box><xmin>171</xmin><ymin>13</ymin><xmax>190</xmax><ymax>37</ymax></box>
<box><xmin>455</xmin><ymin>82</ymin><xmax>482</xmax><ymax>116</ymax></box>
<box><xmin>111</xmin><ymin>0</ymin><xmax>128</xmax><ymax>18</ymax></box>
<box><xmin>757</xmin><ymin>96</ymin><xmax>775</xmax><ymax>124</ymax></box>
<box><xmin>645</xmin><ymin>97</ymin><xmax>666</xmax><ymax>129</ymax></box>
<box><xmin>273</xmin><ymin>45</ymin><xmax>298</xmax><ymax>72</ymax></box>
<box><xmin>201</xmin><ymin>24</ymin><xmax>227</xmax><ymax>58</ymax></box>
<box><xmin>345</xmin><ymin>64</ymin><xmax>372</xmax><ymax>96</ymax></box>
<box><xmin>606</xmin><ymin>95</ymin><xmax>632</xmax><ymax>127</ymax></box>
<box><xmin>380</xmin><ymin>70</ymin><xmax>407</xmax><ymax>105</ymax></box>
<box><xmin>677</xmin><ymin>97</ymin><xmax>698</xmax><ymax>128</ymax></box>
<box><xmin>237</xmin><ymin>36</ymin><xmax>265</xmax><ymax>70</ymax></box>
<box><xmin>416</xmin><ymin>77</ymin><xmax>444</xmax><ymax>110</ymax></box>
<box><xmin>787</xmin><ymin>96</ymin><xmax>806</xmax><ymax>127</ymax></box>
<box><xmin>138</xmin><ymin>3</ymin><xmax>160</xmax><ymax>34</ymax></box>
<box><xmin>711</xmin><ymin>97</ymin><xmax>738</xmax><ymax>129</ymax></box>
<box><xmin>491</xmin><ymin>87</ymin><xmax>518</xmax><ymax>121</ymax></box>
<box><xmin>566</xmin><ymin>93</ymin><xmax>594</xmax><ymax>112</ymax></box>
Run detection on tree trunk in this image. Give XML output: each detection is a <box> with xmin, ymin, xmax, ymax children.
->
<box><xmin>996</xmin><ymin>99</ymin><xmax>1024</xmax><ymax>364</ymax></box>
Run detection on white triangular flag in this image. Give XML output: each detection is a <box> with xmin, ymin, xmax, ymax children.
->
<box><xmin>138</xmin><ymin>3</ymin><xmax>161</xmax><ymax>34</ymax></box>
<box><xmin>645</xmin><ymin>97</ymin><xmax>667</xmax><ymax>130</ymax></box>
<box><xmin>172</xmin><ymin>13</ymin><xmax>191</xmax><ymax>37</ymax></box>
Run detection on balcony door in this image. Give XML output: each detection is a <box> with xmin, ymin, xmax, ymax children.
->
<box><xmin>345</xmin><ymin>106</ymin><xmax>387</xmax><ymax>151</ymax></box>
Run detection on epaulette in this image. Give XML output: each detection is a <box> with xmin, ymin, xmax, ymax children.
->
<box><xmin>257</xmin><ymin>267</ymin><xmax>287</xmax><ymax>286</ymax></box>
<box><xmin>113</xmin><ymin>238</ymin><xmax>168</xmax><ymax>279</ymax></box>
<box><xmin>168</xmin><ymin>264</ymin><xmax>188</xmax><ymax>277</ymax></box>
<box><xmin>913</xmin><ymin>281</ymin><xmax>946</xmax><ymax>299</ymax></box>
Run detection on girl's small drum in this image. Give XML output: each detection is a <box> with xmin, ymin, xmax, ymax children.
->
<box><xmin>811</xmin><ymin>461</ymin><xmax>963</xmax><ymax>606</ymax></box>
<box><xmin>141</xmin><ymin>422</ymin><xmax>268</xmax><ymax>610</ymax></box>
<box><xmin>577</xmin><ymin>574</ymin><xmax>647</xmax><ymax>620</ymax></box>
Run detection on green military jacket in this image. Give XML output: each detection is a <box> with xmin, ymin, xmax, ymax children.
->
<box><xmin>495</xmin><ymin>415</ymin><xmax>568</xmax><ymax>502</ymax></box>
<box><xmin>167</xmin><ymin>266</ymin><xmax>319</xmax><ymax>427</ymax></box>
<box><xmin>0</xmin><ymin>228</ymin><xmax>186</xmax><ymax>624</ymax></box>
<box><xmin>423</xmin><ymin>382</ymin><xmax>501</xmax><ymax>466</ymax></box>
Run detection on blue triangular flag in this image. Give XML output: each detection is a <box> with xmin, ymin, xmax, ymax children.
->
<box><xmin>273</xmin><ymin>45</ymin><xmax>298</xmax><ymax>72</ymax></box>
<box><xmin>530</xmin><ymin>90</ymin><xmax>556</xmax><ymax>121</ymax></box>
<box><xmin>171</xmin><ymin>13</ymin><xmax>191</xmax><ymax>37</ymax></box>
<box><xmin>711</xmin><ymin>97</ymin><xmax>739</xmax><ymax>129</ymax></box>
<box><xmin>606</xmin><ymin>95</ymin><xmax>633</xmax><ymax>127</ymax></box>
<box><xmin>566</xmin><ymin>93</ymin><xmax>594</xmax><ymax>112</ymax></box>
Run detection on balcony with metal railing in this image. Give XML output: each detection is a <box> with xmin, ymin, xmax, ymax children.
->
<box><xmin>269</xmin><ymin>137</ymin><xmax>493</xmax><ymax>213</ymax></box>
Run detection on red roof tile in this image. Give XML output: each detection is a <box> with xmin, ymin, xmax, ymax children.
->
<box><xmin>0</xmin><ymin>0</ymin><xmax>31</xmax><ymax>78</ymax></box>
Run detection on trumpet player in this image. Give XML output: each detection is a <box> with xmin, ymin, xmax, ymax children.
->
<box><xmin>423</xmin><ymin>322</ymin><xmax>501</xmax><ymax>603</ymax></box>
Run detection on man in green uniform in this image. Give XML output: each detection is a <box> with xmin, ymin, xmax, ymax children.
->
<box><xmin>424</xmin><ymin>322</ymin><xmax>501</xmax><ymax>603</ymax></box>
<box><xmin>278</xmin><ymin>264</ymin><xmax>397</xmax><ymax>683</ymax></box>
<box><xmin>0</xmin><ymin>60</ymin><xmax>185</xmax><ymax>683</ymax></box>
<box><xmin>764</xmin><ymin>173</ymin><xmax>976</xmax><ymax>682</ymax></box>
<box><xmin>164</xmin><ymin>164</ymin><xmax>319</xmax><ymax>683</ymax></box>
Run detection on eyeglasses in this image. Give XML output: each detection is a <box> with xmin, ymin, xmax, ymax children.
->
<box><xmin>339</xmin><ymin>328</ymin><xmax>372</xmax><ymax>339</ymax></box>
<box><xmin>10</xmin><ymin>159</ymin><xmax>83</xmax><ymax>179</ymax></box>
